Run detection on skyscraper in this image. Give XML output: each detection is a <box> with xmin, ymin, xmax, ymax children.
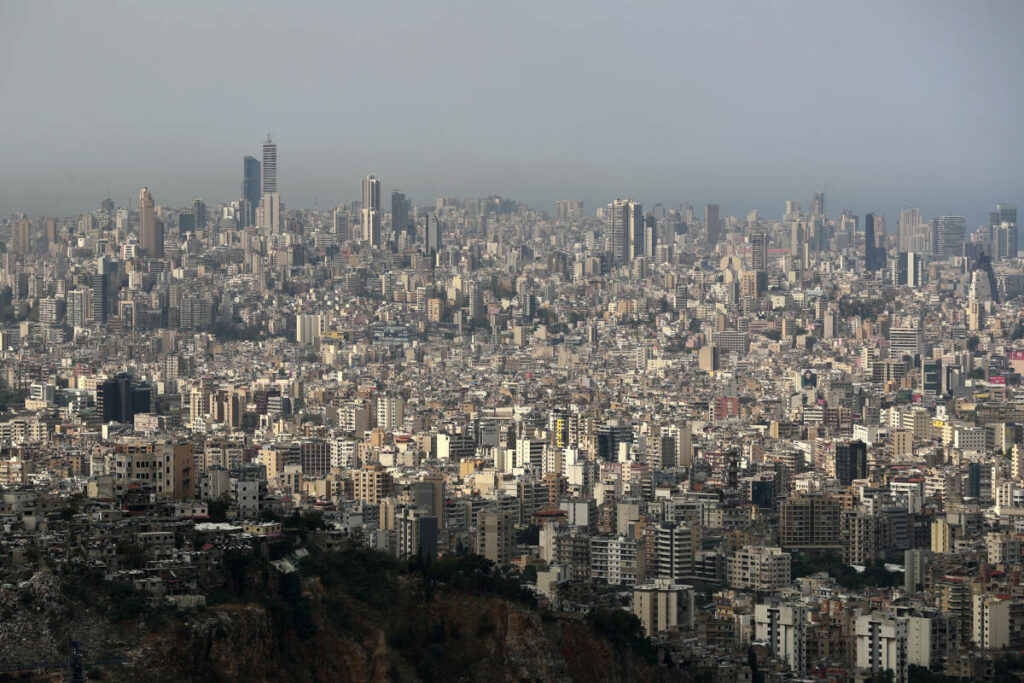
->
<box><xmin>750</xmin><ymin>233</ymin><xmax>768</xmax><ymax>271</ymax></box>
<box><xmin>607</xmin><ymin>199</ymin><xmax>642</xmax><ymax>266</ymax></box>
<box><xmin>935</xmin><ymin>215</ymin><xmax>966</xmax><ymax>258</ymax></box>
<box><xmin>139</xmin><ymin>187</ymin><xmax>163</xmax><ymax>257</ymax></box>
<box><xmin>989</xmin><ymin>204</ymin><xmax>1018</xmax><ymax>260</ymax></box>
<box><xmin>811</xmin><ymin>191</ymin><xmax>825</xmax><ymax>217</ymax></box>
<box><xmin>362</xmin><ymin>175</ymin><xmax>382</xmax><ymax>246</ymax></box>
<box><xmin>92</xmin><ymin>256</ymin><xmax>113</xmax><ymax>323</ymax></box>
<box><xmin>242</xmin><ymin>156</ymin><xmax>261</xmax><ymax>223</ymax></box>
<box><xmin>706</xmin><ymin>203</ymin><xmax>720</xmax><ymax>245</ymax></box>
<box><xmin>13</xmin><ymin>217</ymin><xmax>31</xmax><ymax>255</ymax></box>
<box><xmin>391</xmin><ymin>190</ymin><xmax>412</xmax><ymax>241</ymax></box>
<box><xmin>425</xmin><ymin>214</ymin><xmax>441</xmax><ymax>255</ymax></box>
<box><xmin>898</xmin><ymin>208</ymin><xmax>919</xmax><ymax>249</ymax></box>
<box><xmin>892</xmin><ymin>252</ymin><xmax>923</xmax><ymax>287</ymax></box>
<box><xmin>865</xmin><ymin>213</ymin><xmax>883</xmax><ymax>271</ymax></box>
<box><xmin>256</xmin><ymin>192</ymin><xmax>281</xmax><ymax>233</ymax></box>
<box><xmin>555</xmin><ymin>200</ymin><xmax>584</xmax><ymax>222</ymax></box>
<box><xmin>995</xmin><ymin>204</ymin><xmax>1018</xmax><ymax>227</ymax></box>
<box><xmin>191</xmin><ymin>198</ymin><xmax>207</xmax><ymax>234</ymax></box>
<box><xmin>261</xmin><ymin>136</ymin><xmax>277</xmax><ymax>194</ymax></box>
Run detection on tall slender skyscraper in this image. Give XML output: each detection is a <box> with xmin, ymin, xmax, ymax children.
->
<box><xmin>935</xmin><ymin>215</ymin><xmax>966</xmax><ymax>258</ymax></box>
<box><xmin>391</xmin><ymin>190</ymin><xmax>412</xmax><ymax>241</ymax></box>
<box><xmin>425</xmin><ymin>214</ymin><xmax>441</xmax><ymax>255</ymax></box>
<box><xmin>92</xmin><ymin>256</ymin><xmax>113</xmax><ymax>323</ymax></box>
<box><xmin>139</xmin><ymin>187</ymin><xmax>163</xmax><ymax>257</ymax></box>
<box><xmin>750</xmin><ymin>233</ymin><xmax>768</xmax><ymax>271</ymax></box>
<box><xmin>706</xmin><ymin>203</ymin><xmax>720</xmax><ymax>245</ymax></box>
<box><xmin>242</xmin><ymin>156</ymin><xmax>261</xmax><ymax>221</ymax></box>
<box><xmin>192</xmin><ymin>198</ymin><xmax>207</xmax><ymax>234</ymax></box>
<box><xmin>865</xmin><ymin>213</ymin><xmax>883</xmax><ymax>271</ymax></box>
<box><xmin>362</xmin><ymin>175</ymin><xmax>382</xmax><ymax>245</ymax></box>
<box><xmin>607</xmin><ymin>199</ymin><xmax>642</xmax><ymax>266</ymax></box>
<box><xmin>898</xmin><ymin>208</ymin><xmax>920</xmax><ymax>252</ymax></box>
<box><xmin>811</xmin><ymin>191</ymin><xmax>825</xmax><ymax>217</ymax></box>
<box><xmin>262</xmin><ymin>136</ymin><xmax>277</xmax><ymax>195</ymax></box>
<box><xmin>988</xmin><ymin>204</ymin><xmax>1018</xmax><ymax>260</ymax></box>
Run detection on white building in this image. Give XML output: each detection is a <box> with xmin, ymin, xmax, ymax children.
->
<box><xmin>855</xmin><ymin>611</ymin><xmax>908</xmax><ymax>683</ymax></box>
<box><xmin>754</xmin><ymin>602</ymin><xmax>808</xmax><ymax>674</ymax></box>
<box><xmin>590</xmin><ymin>535</ymin><xmax>640</xmax><ymax>585</ymax></box>
<box><xmin>632</xmin><ymin>579</ymin><xmax>694</xmax><ymax>635</ymax></box>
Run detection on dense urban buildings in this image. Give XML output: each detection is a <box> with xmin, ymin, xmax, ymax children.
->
<box><xmin>2</xmin><ymin>140</ymin><xmax>1024</xmax><ymax>680</ymax></box>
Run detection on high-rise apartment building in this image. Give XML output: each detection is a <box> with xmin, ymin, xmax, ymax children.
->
<box><xmin>654</xmin><ymin>521</ymin><xmax>698</xmax><ymax>582</ymax></box>
<box><xmin>607</xmin><ymin>199</ymin><xmax>642</xmax><ymax>266</ymax></box>
<box><xmin>899</xmin><ymin>208</ymin><xmax>936</xmax><ymax>254</ymax></box>
<box><xmin>991</xmin><ymin>204</ymin><xmax>1018</xmax><ymax>231</ymax></box>
<box><xmin>391</xmin><ymin>190</ymin><xmax>412</xmax><ymax>241</ymax></box>
<box><xmin>295</xmin><ymin>314</ymin><xmax>322</xmax><ymax>346</ymax></box>
<box><xmin>425</xmin><ymin>214</ymin><xmax>441</xmax><ymax>254</ymax></box>
<box><xmin>750</xmin><ymin>232</ymin><xmax>768</xmax><ymax>271</ymax></box>
<box><xmin>362</xmin><ymin>175</ymin><xmax>382</xmax><ymax>245</ymax></box>
<box><xmin>191</xmin><ymin>198</ymin><xmax>207</xmax><ymax>234</ymax></box>
<box><xmin>13</xmin><ymin>217</ymin><xmax>30</xmax><ymax>255</ymax></box>
<box><xmin>865</xmin><ymin>213</ymin><xmax>884</xmax><ymax>271</ymax></box>
<box><xmin>754</xmin><ymin>603</ymin><xmax>809</xmax><ymax>674</ymax></box>
<box><xmin>477</xmin><ymin>508</ymin><xmax>513</xmax><ymax>565</ymax></box>
<box><xmin>555</xmin><ymin>200</ymin><xmax>585</xmax><ymax>222</ymax></box>
<box><xmin>779</xmin><ymin>494</ymin><xmax>842</xmax><ymax>551</ymax></box>
<box><xmin>727</xmin><ymin>546</ymin><xmax>791</xmax><ymax>591</ymax></box>
<box><xmin>811</xmin><ymin>191</ymin><xmax>825</xmax><ymax>217</ymax></box>
<box><xmin>935</xmin><ymin>215</ymin><xmax>966</xmax><ymax>258</ymax></box>
<box><xmin>261</xmin><ymin>136</ymin><xmax>277</xmax><ymax>194</ymax></box>
<box><xmin>139</xmin><ymin>187</ymin><xmax>162</xmax><ymax>257</ymax></box>
<box><xmin>988</xmin><ymin>204</ymin><xmax>1018</xmax><ymax>260</ymax></box>
<box><xmin>256</xmin><ymin>192</ymin><xmax>281</xmax><ymax>233</ymax></box>
<box><xmin>67</xmin><ymin>289</ymin><xmax>88</xmax><ymax>328</ymax></box>
<box><xmin>351</xmin><ymin>465</ymin><xmax>392</xmax><ymax>504</ymax></box>
<box><xmin>706</xmin><ymin>203</ymin><xmax>720</xmax><ymax>245</ymax></box>
<box><xmin>91</xmin><ymin>257</ymin><xmax>113</xmax><ymax>323</ymax></box>
<box><xmin>242</xmin><ymin>155</ymin><xmax>261</xmax><ymax>221</ymax></box>
<box><xmin>892</xmin><ymin>252</ymin><xmax>924</xmax><ymax>287</ymax></box>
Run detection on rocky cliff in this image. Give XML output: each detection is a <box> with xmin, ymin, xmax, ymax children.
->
<box><xmin>0</xmin><ymin>548</ymin><xmax>686</xmax><ymax>682</ymax></box>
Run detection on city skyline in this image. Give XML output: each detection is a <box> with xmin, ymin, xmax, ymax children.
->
<box><xmin>2</xmin><ymin>1</ymin><xmax>1022</xmax><ymax>225</ymax></box>
<box><xmin>6</xmin><ymin>2</ymin><xmax>1024</xmax><ymax>680</ymax></box>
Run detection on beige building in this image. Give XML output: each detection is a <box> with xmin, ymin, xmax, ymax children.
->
<box><xmin>633</xmin><ymin>579</ymin><xmax>694</xmax><ymax>635</ymax></box>
<box><xmin>113</xmin><ymin>440</ymin><xmax>194</xmax><ymax>499</ymax></box>
<box><xmin>779</xmin><ymin>494</ymin><xmax>841</xmax><ymax>551</ymax></box>
<box><xmin>727</xmin><ymin>546</ymin><xmax>790</xmax><ymax>591</ymax></box>
<box><xmin>972</xmin><ymin>594</ymin><xmax>1024</xmax><ymax>649</ymax></box>
<box><xmin>351</xmin><ymin>465</ymin><xmax>393</xmax><ymax>504</ymax></box>
<box><xmin>890</xmin><ymin>428</ymin><xmax>914</xmax><ymax>458</ymax></box>
<box><xmin>930</xmin><ymin>518</ymin><xmax>953</xmax><ymax>553</ymax></box>
<box><xmin>477</xmin><ymin>508</ymin><xmax>513</xmax><ymax>565</ymax></box>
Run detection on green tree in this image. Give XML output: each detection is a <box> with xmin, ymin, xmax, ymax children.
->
<box><xmin>748</xmin><ymin>646</ymin><xmax>764</xmax><ymax>683</ymax></box>
<box><xmin>206</xmin><ymin>493</ymin><xmax>232</xmax><ymax>522</ymax></box>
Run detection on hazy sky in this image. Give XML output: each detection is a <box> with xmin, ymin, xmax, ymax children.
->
<box><xmin>2</xmin><ymin>0</ymin><xmax>1022</xmax><ymax>226</ymax></box>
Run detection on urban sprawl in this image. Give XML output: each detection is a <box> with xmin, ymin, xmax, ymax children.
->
<box><xmin>2</xmin><ymin>138</ymin><xmax>1024</xmax><ymax>682</ymax></box>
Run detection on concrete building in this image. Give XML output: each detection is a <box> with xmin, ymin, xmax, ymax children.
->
<box><xmin>727</xmin><ymin>546</ymin><xmax>790</xmax><ymax>591</ymax></box>
<box><xmin>856</xmin><ymin>611</ymin><xmax>908</xmax><ymax>683</ymax></box>
<box><xmin>113</xmin><ymin>440</ymin><xmax>193</xmax><ymax>500</ymax></box>
<box><xmin>477</xmin><ymin>508</ymin><xmax>513</xmax><ymax>565</ymax></box>
<box><xmin>754</xmin><ymin>602</ymin><xmax>808</xmax><ymax>674</ymax></box>
<box><xmin>632</xmin><ymin>579</ymin><xmax>694</xmax><ymax>635</ymax></box>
